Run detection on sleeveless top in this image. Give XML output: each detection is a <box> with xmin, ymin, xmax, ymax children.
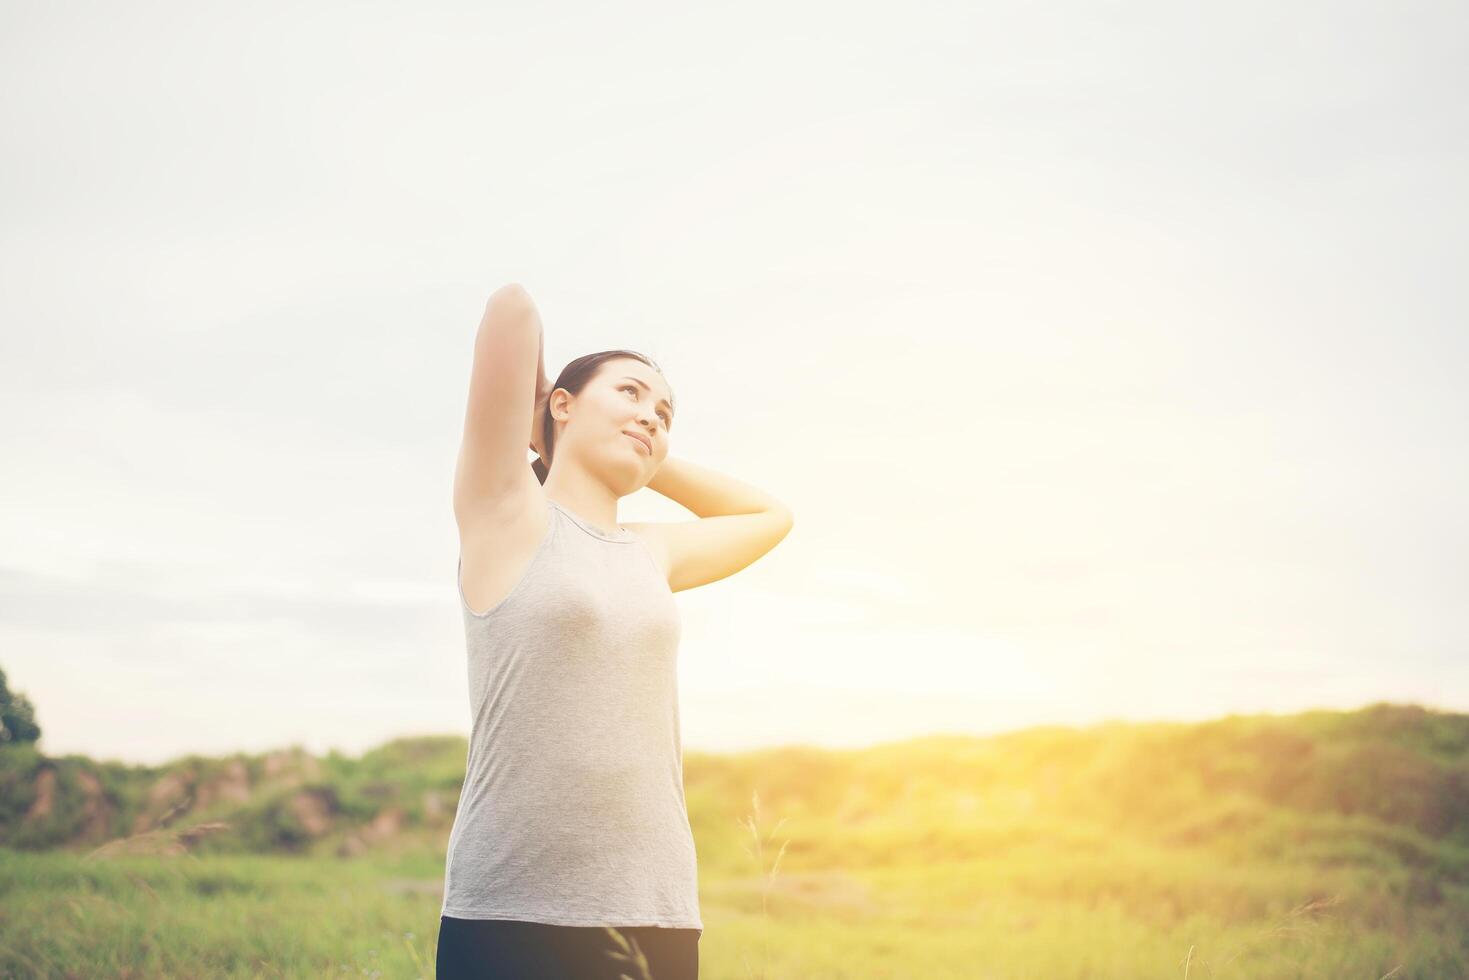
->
<box><xmin>441</xmin><ymin>495</ymin><xmax>702</xmax><ymax>933</ymax></box>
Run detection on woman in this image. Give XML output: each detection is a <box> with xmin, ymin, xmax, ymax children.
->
<box><xmin>437</xmin><ymin>283</ymin><xmax>795</xmax><ymax>979</ymax></box>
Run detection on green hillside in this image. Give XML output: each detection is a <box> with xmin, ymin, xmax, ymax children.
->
<box><xmin>2</xmin><ymin>701</ymin><xmax>1466</xmax><ymax>977</ymax></box>
<box><xmin>4</xmin><ymin>702</ymin><xmax>1468</xmax><ymax>868</ymax></box>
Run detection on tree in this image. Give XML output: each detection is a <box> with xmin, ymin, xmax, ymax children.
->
<box><xmin>0</xmin><ymin>666</ymin><xmax>41</xmax><ymax>746</ymax></box>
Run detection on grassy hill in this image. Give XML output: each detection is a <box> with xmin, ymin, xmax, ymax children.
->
<box><xmin>1</xmin><ymin>701</ymin><xmax>1466</xmax><ymax>977</ymax></box>
<box><xmin>4</xmin><ymin>701</ymin><xmax>1467</xmax><ymax>867</ymax></box>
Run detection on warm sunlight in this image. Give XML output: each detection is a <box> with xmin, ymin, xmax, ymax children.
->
<box><xmin>2</xmin><ymin>1</ymin><xmax>1465</xmax><ymax>976</ymax></box>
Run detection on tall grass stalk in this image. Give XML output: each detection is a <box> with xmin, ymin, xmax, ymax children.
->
<box><xmin>1198</xmin><ymin>893</ymin><xmax>1346</xmax><ymax>977</ymax></box>
<box><xmin>603</xmin><ymin>926</ymin><xmax>654</xmax><ymax>980</ymax></box>
<box><xmin>738</xmin><ymin>789</ymin><xmax>790</xmax><ymax>980</ymax></box>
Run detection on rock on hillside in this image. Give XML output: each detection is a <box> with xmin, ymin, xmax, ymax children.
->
<box><xmin>18</xmin><ymin>766</ymin><xmax>113</xmax><ymax>843</ymax></box>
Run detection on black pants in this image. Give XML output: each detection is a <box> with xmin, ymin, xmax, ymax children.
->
<box><xmin>435</xmin><ymin>915</ymin><xmax>700</xmax><ymax>979</ymax></box>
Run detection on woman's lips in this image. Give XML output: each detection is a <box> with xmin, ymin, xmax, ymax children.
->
<box><xmin>624</xmin><ymin>432</ymin><xmax>650</xmax><ymax>454</ymax></box>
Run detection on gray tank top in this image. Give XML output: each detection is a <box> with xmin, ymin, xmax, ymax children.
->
<box><xmin>441</xmin><ymin>494</ymin><xmax>702</xmax><ymax>933</ymax></box>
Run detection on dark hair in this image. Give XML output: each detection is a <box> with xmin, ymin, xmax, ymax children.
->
<box><xmin>531</xmin><ymin>350</ymin><xmax>673</xmax><ymax>485</ymax></box>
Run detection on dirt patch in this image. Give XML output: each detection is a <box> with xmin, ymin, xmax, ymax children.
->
<box><xmin>74</xmin><ymin>768</ymin><xmax>112</xmax><ymax>840</ymax></box>
<box><xmin>262</xmin><ymin>749</ymin><xmax>323</xmax><ymax>783</ymax></box>
<box><xmin>195</xmin><ymin>759</ymin><xmax>251</xmax><ymax>811</ymax></box>
<box><xmin>335</xmin><ymin>805</ymin><xmax>408</xmax><ymax>857</ymax></box>
<box><xmin>23</xmin><ymin>768</ymin><xmax>56</xmax><ymax>822</ymax></box>
<box><xmin>133</xmin><ymin>771</ymin><xmax>191</xmax><ymax>833</ymax></box>
<box><xmin>288</xmin><ymin>789</ymin><xmax>335</xmax><ymax>836</ymax></box>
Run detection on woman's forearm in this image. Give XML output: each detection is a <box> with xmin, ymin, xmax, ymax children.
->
<box><xmin>646</xmin><ymin>455</ymin><xmax>789</xmax><ymax>518</ymax></box>
<box><xmin>535</xmin><ymin>324</ymin><xmax>549</xmax><ymax>394</ymax></box>
<box><xmin>529</xmin><ymin>323</ymin><xmax>550</xmax><ymax>458</ymax></box>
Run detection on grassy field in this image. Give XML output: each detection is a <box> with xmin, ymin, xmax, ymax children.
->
<box><xmin>2</xmin><ymin>703</ymin><xmax>1467</xmax><ymax>978</ymax></box>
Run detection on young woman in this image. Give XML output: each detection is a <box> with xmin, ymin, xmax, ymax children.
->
<box><xmin>437</xmin><ymin>283</ymin><xmax>794</xmax><ymax>979</ymax></box>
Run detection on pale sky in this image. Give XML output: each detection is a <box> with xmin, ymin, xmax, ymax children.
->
<box><xmin>2</xmin><ymin>1</ymin><xmax>1465</xmax><ymax>766</ymax></box>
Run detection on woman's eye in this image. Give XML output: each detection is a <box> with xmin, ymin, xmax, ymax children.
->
<box><xmin>623</xmin><ymin>386</ymin><xmax>668</xmax><ymax>426</ymax></box>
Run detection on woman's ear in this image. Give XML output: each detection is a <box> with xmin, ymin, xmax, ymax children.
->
<box><xmin>554</xmin><ymin>387</ymin><xmax>576</xmax><ymax>419</ymax></box>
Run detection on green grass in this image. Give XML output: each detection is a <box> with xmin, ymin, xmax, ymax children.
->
<box><xmin>2</xmin><ymin>803</ymin><xmax>1465</xmax><ymax>978</ymax></box>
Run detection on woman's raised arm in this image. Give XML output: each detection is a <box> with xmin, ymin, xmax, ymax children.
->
<box><xmin>452</xmin><ymin>283</ymin><xmax>546</xmax><ymax>526</ymax></box>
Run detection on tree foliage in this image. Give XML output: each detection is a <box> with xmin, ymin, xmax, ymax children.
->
<box><xmin>0</xmin><ymin>665</ymin><xmax>42</xmax><ymax>746</ymax></box>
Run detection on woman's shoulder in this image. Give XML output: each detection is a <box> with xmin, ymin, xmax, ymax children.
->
<box><xmin>618</xmin><ymin>521</ymin><xmax>671</xmax><ymax>579</ymax></box>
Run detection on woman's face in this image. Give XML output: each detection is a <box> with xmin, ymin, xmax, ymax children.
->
<box><xmin>556</xmin><ymin>359</ymin><xmax>674</xmax><ymax>480</ymax></box>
